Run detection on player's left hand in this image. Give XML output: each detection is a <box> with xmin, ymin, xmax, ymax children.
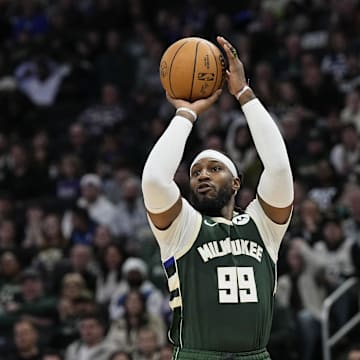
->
<box><xmin>217</xmin><ymin>36</ymin><xmax>247</xmax><ymax>96</ymax></box>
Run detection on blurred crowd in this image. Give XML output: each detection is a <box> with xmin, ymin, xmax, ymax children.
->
<box><xmin>0</xmin><ymin>0</ymin><xmax>360</xmax><ymax>359</ymax></box>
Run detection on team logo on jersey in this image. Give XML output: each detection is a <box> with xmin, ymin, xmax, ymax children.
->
<box><xmin>204</xmin><ymin>219</ymin><xmax>217</xmax><ymax>227</ymax></box>
<box><xmin>232</xmin><ymin>214</ymin><xmax>250</xmax><ymax>225</ymax></box>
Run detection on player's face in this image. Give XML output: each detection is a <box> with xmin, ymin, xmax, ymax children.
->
<box><xmin>189</xmin><ymin>158</ymin><xmax>237</xmax><ymax>216</ymax></box>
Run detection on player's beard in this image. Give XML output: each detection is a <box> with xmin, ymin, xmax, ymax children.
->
<box><xmin>190</xmin><ymin>182</ymin><xmax>234</xmax><ymax>217</ymax></box>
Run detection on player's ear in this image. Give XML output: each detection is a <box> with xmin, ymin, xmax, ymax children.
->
<box><xmin>232</xmin><ymin>177</ymin><xmax>241</xmax><ymax>193</ymax></box>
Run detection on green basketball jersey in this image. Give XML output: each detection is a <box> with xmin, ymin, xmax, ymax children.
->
<box><xmin>163</xmin><ymin>212</ymin><xmax>275</xmax><ymax>352</ymax></box>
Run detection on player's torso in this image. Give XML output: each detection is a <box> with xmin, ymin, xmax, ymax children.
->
<box><xmin>163</xmin><ymin>213</ymin><xmax>275</xmax><ymax>352</ymax></box>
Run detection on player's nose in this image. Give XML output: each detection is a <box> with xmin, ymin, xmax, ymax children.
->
<box><xmin>198</xmin><ymin>168</ymin><xmax>211</xmax><ymax>180</ymax></box>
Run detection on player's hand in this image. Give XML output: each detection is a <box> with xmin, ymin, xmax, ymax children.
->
<box><xmin>217</xmin><ymin>36</ymin><xmax>247</xmax><ymax>96</ymax></box>
<box><xmin>166</xmin><ymin>89</ymin><xmax>222</xmax><ymax>117</ymax></box>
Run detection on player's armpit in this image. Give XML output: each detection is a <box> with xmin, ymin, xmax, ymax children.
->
<box><xmin>257</xmin><ymin>195</ymin><xmax>293</xmax><ymax>224</ymax></box>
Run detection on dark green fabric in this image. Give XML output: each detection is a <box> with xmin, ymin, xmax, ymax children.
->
<box><xmin>167</xmin><ymin>214</ymin><xmax>275</xmax><ymax>352</ymax></box>
<box><xmin>172</xmin><ymin>347</ymin><xmax>271</xmax><ymax>360</ymax></box>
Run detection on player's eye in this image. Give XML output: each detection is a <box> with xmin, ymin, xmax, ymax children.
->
<box><xmin>192</xmin><ymin>169</ymin><xmax>201</xmax><ymax>177</ymax></box>
<box><xmin>212</xmin><ymin>166</ymin><xmax>221</xmax><ymax>172</ymax></box>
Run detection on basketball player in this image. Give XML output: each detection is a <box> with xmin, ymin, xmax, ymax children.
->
<box><xmin>141</xmin><ymin>36</ymin><xmax>293</xmax><ymax>360</ymax></box>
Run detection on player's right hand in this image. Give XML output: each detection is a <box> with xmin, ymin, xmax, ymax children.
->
<box><xmin>166</xmin><ymin>89</ymin><xmax>222</xmax><ymax>118</ymax></box>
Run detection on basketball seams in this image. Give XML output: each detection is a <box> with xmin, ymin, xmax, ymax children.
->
<box><xmin>205</xmin><ymin>42</ymin><xmax>220</xmax><ymax>96</ymax></box>
<box><xmin>169</xmin><ymin>41</ymin><xmax>189</xmax><ymax>98</ymax></box>
<box><xmin>189</xmin><ymin>40</ymin><xmax>200</xmax><ymax>102</ymax></box>
<box><xmin>160</xmin><ymin>37</ymin><xmax>224</xmax><ymax>101</ymax></box>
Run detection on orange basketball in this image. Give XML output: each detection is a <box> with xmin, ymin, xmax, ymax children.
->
<box><xmin>159</xmin><ymin>37</ymin><xmax>226</xmax><ymax>101</ymax></box>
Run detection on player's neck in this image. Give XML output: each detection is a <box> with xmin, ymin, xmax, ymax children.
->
<box><xmin>220</xmin><ymin>201</ymin><xmax>235</xmax><ymax>220</ymax></box>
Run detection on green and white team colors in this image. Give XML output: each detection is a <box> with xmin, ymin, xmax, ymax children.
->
<box><xmin>163</xmin><ymin>212</ymin><xmax>276</xmax><ymax>357</ymax></box>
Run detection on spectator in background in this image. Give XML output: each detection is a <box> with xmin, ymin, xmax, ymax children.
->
<box><xmin>134</xmin><ymin>34</ymin><xmax>164</xmax><ymax>96</ymax></box>
<box><xmin>340</xmin><ymin>52</ymin><xmax>360</xmax><ymax>93</ymax></box>
<box><xmin>274</xmin><ymin>32</ymin><xmax>302</xmax><ymax>81</ymax></box>
<box><xmin>0</xmin><ymin>252</ymin><xmax>22</xmax><ymax>331</ymax></box>
<box><xmin>66</xmin><ymin>206</ymin><xmax>97</xmax><ymax>247</ymax></box>
<box><xmin>298</xmin><ymin>52</ymin><xmax>343</xmax><ymax>117</ymax></box>
<box><xmin>0</xmin><ymin>192</ymin><xmax>15</xmax><ymax>223</ymax></box>
<box><xmin>133</xmin><ymin>327</ymin><xmax>162</xmax><ymax>360</ymax></box>
<box><xmin>2</xmin><ymin>143</ymin><xmax>46</xmax><ymax>201</ymax></box>
<box><xmin>64</xmin><ymin>124</ymin><xmax>96</xmax><ymax>172</ymax></box>
<box><xmin>97</xmin><ymin>133</ymin><xmax>123</xmax><ymax>170</ymax></box>
<box><xmin>280</xmin><ymin>111</ymin><xmax>307</xmax><ymax>172</ymax></box>
<box><xmin>96</xmin><ymin>243</ymin><xmax>125</xmax><ymax>305</ymax></box>
<box><xmin>15</xmin><ymin>55</ymin><xmax>70</xmax><ymax>107</ymax></box>
<box><xmin>330</xmin><ymin>124</ymin><xmax>360</xmax><ymax>180</ymax></box>
<box><xmin>77</xmin><ymin>174</ymin><xmax>117</xmax><ymax>234</ymax></box>
<box><xmin>109</xmin><ymin>257</ymin><xmax>164</xmax><ymax>320</ymax></box>
<box><xmin>53</xmin><ymin>244</ymin><xmax>97</xmax><ymax>294</ymax></box>
<box><xmin>30</xmin><ymin>131</ymin><xmax>54</xmax><ymax>194</ymax></box>
<box><xmin>297</xmin><ymin>128</ymin><xmax>328</xmax><ymax>182</ymax></box>
<box><xmin>290</xmin><ymin>198</ymin><xmax>323</xmax><ymax>246</ymax></box>
<box><xmin>94</xmin><ymin>30</ymin><xmax>135</xmax><ymax>96</ymax></box>
<box><xmin>22</xmin><ymin>202</ymin><xmax>45</xmax><ymax>250</ymax></box>
<box><xmin>0</xmin><ymin>219</ymin><xmax>18</xmax><ymax>254</ymax></box>
<box><xmin>92</xmin><ymin>225</ymin><xmax>115</xmax><ymax>257</ymax></box>
<box><xmin>32</xmin><ymin>212</ymin><xmax>67</xmax><ymax>281</ymax></box>
<box><xmin>11</xmin><ymin>0</ymin><xmax>49</xmax><ymax>40</ymax></box>
<box><xmin>55</xmin><ymin>154</ymin><xmax>82</xmax><ymax>209</ymax></box>
<box><xmin>0</xmin><ymin>268</ymin><xmax>57</xmax><ymax>340</ymax></box>
<box><xmin>218</xmin><ymin>92</ymin><xmax>243</xmax><ymax>129</ymax></box>
<box><xmin>277</xmin><ymin>239</ymin><xmax>326</xmax><ymax>360</ymax></box>
<box><xmin>343</xmin><ymin>187</ymin><xmax>360</xmax><ymax>241</ymax></box>
<box><xmin>50</xmin><ymin>297</ymin><xmax>78</xmax><ymax>352</ymax></box>
<box><xmin>340</xmin><ymin>88</ymin><xmax>360</xmax><ymax>132</ymax></box>
<box><xmin>275</xmin><ymin>80</ymin><xmax>300</xmax><ymax>116</ymax></box>
<box><xmin>296</xmin><ymin>215</ymin><xmax>355</xmax><ymax>328</ymax></box>
<box><xmin>78</xmin><ymin>83</ymin><xmax>126</xmax><ymax>138</ymax></box>
<box><xmin>110</xmin><ymin>351</ymin><xmax>133</xmax><ymax>360</ymax></box>
<box><xmin>307</xmin><ymin>159</ymin><xmax>341</xmax><ymax>212</ymax></box>
<box><xmin>6</xmin><ymin>319</ymin><xmax>43</xmax><ymax>360</ymax></box>
<box><xmin>103</xmin><ymin>165</ymin><xmax>134</xmax><ymax>204</ymax></box>
<box><xmin>65</xmin><ymin>314</ymin><xmax>115</xmax><ymax>360</ymax></box>
<box><xmin>321</xmin><ymin>30</ymin><xmax>349</xmax><ymax>83</ymax></box>
<box><xmin>112</xmin><ymin>175</ymin><xmax>151</xmax><ymax>249</ymax></box>
<box><xmin>60</xmin><ymin>273</ymin><xmax>91</xmax><ymax>303</ymax></box>
<box><xmin>225</xmin><ymin>119</ymin><xmax>258</xmax><ymax>179</ymax></box>
<box><xmin>107</xmin><ymin>289</ymin><xmax>166</xmax><ymax>353</ymax></box>
<box><xmin>267</xmin><ymin>298</ymin><xmax>297</xmax><ymax>360</ymax></box>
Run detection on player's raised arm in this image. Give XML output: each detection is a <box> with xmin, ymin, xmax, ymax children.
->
<box><xmin>141</xmin><ymin>90</ymin><xmax>222</xmax><ymax>230</ymax></box>
<box><xmin>217</xmin><ymin>36</ymin><xmax>294</xmax><ymax>224</ymax></box>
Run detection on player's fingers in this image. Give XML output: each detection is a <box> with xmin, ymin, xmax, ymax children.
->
<box><xmin>208</xmin><ymin>89</ymin><xmax>222</xmax><ymax>103</ymax></box>
<box><xmin>165</xmin><ymin>91</ymin><xmax>173</xmax><ymax>101</ymax></box>
<box><xmin>217</xmin><ymin>36</ymin><xmax>238</xmax><ymax>60</ymax></box>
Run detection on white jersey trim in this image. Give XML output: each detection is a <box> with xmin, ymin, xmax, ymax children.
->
<box><xmin>148</xmin><ymin>196</ymin><xmax>290</xmax><ymax>264</ymax></box>
<box><xmin>245</xmin><ymin>196</ymin><xmax>291</xmax><ymax>263</ymax></box>
<box><xmin>148</xmin><ymin>198</ymin><xmax>202</xmax><ymax>260</ymax></box>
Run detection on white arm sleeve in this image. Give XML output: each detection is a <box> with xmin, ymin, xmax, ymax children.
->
<box><xmin>141</xmin><ymin>115</ymin><xmax>193</xmax><ymax>213</ymax></box>
<box><xmin>242</xmin><ymin>99</ymin><xmax>293</xmax><ymax>207</ymax></box>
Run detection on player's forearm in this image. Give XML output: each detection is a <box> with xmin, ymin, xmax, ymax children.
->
<box><xmin>241</xmin><ymin>95</ymin><xmax>294</xmax><ymax>207</ymax></box>
<box><xmin>142</xmin><ymin>115</ymin><xmax>193</xmax><ymax>213</ymax></box>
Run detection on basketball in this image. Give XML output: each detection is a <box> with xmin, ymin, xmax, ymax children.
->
<box><xmin>159</xmin><ymin>37</ymin><xmax>226</xmax><ymax>101</ymax></box>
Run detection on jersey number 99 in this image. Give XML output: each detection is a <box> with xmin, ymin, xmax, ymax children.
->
<box><xmin>217</xmin><ymin>266</ymin><xmax>258</xmax><ymax>303</ymax></box>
